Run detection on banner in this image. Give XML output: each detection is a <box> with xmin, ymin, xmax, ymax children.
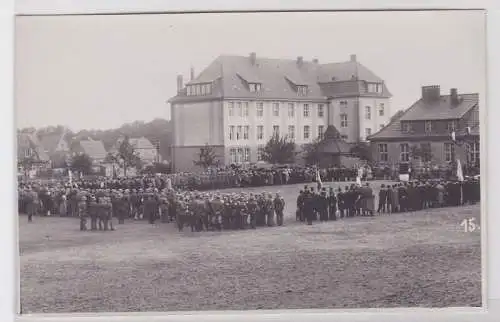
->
<box><xmin>456</xmin><ymin>158</ymin><xmax>464</xmax><ymax>182</ymax></box>
<box><xmin>316</xmin><ymin>169</ymin><xmax>323</xmax><ymax>190</ymax></box>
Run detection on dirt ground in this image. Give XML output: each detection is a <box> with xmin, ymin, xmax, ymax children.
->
<box><xmin>18</xmin><ymin>182</ymin><xmax>482</xmax><ymax>313</ymax></box>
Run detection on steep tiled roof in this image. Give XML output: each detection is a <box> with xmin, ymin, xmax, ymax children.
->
<box><xmin>368</xmin><ymin>93</ymin><xmax>479</xmax><ymax>141</ymax></box>
<box><xmin>399</xmin><ymin>93</ymin><xmax>478</xmax><ymax>121</ymax></box>
<box><xmin>318</xmin><ymin>125</ymin><xmax>352</xmax><ymax>154</ymax></box>
<box><xmin>39</xmin><ymin>132</ymin><xmax>68</xmax><ymax>154</ymax></box>
<box><xmin>17</xmin><ymin>132</ymin><xmax>50</xmax><ymax>161</ymax></box>
<box><xmin>78</xmin><ymin>140</ymin><xmax>107</xmax><ymax>160</ymax></box>
<box><xmin>129</xmin><ymin>137</ymin><xmax>155</xmax><ymax>150</ymax></box>
<box><xmin>170</xmin><ymin>55</ymin><xmax>391</xmax><ymax>103</ymax></box>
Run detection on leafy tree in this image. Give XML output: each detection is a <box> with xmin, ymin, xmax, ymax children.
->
<box><xmin>117</xmin><ymin>136</ymin><xmax>142</xmax><ymax>176</ymax></box>
<box><xmin>70</xmin><ymin>153</ymin><xmax>93</xmax><ymax>175</ymax></box>
<box><xmin>193</xmin><ymin>143</ymin><xmax>219</xmax><ymax>169</ymax></box>
<box><xmin>350</xmin><ymin>142</ymin><xmax>373</xmax><ymax>162</ymax></box>
<box><xmin>302</xmin><ymin>138</ymin><xmax>323</xmax><ymax>166</ymax></box>
<box><xmin>262</xmin><ymin>134</ymin><xmax>296</xmax><ymax>164</ymax></box>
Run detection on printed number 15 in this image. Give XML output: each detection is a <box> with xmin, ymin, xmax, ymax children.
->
<box><xmin>460</xmin><ymin>218</ymin><xmax>477</xmax><ymax>232</ymax></box>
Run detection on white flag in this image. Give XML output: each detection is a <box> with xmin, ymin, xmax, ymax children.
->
<box><xmin>68</xmin><ymin>170</ymin><xmax>73</xmax><ymax>184</ymax></box>
<box><xmin>456</xmin><ymin>158</ymin><xmax>464</xmax><ymax>182</ymax></box>
<box><xmin>316</xmin><ymin>169</ymin><xmax>323</xmax><ymax>190</ymax></box>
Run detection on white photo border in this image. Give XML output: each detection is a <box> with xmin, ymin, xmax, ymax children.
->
<box><xmin>2</xmin><ymin>0</ymin><xmax>499</xmax><ymax>321</ymax></box>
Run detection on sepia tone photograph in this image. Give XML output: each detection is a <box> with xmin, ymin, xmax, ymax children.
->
<box><xmin>16</xmin><ymin>10</ymin><xmax>484</xmax><ymax>314</ymax></box>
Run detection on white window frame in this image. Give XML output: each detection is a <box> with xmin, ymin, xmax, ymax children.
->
<box><xmin>444</xmin><ymin>143</ymin><xmax>454</xmax><ymax>162</ymax></box>
<box><xmin>365</xmin><ymin>106</ymin><xmax>371</xmax><ymax>120</ymax></box>
<box><xmin>228</xmin><ymin>102</ymin><xmax>234</xmax><ymax>117</ymax></box>
<box><xmin>243</xmin><ymin>126</ymin><xmax>249</xmax><ymax>140</ymax></box>
<box><xmin>303</xmin><ymin>125</ymin><xmax>310</xmax><ymax>139</ymax></box>
<box><xmin>257</xmin><ymin>125</ymin><xmax>264</xmax><ymax>140</ymax></box>
<box><xmin>230</xmin><ymin>148</ymin><xmax>237</xmax><ymax>163</ymax></box>
<box><xmin>272</xmin><ymin>102</ymin><xmax>280</xmax><ymax>117</ymax></box>
<box><xmin>257</xmin><ymin>145</ymin><xmax>264</xmax><ymax>161</ymax></box>
<box><xmin>378</xmin><ymin>144</ymin><xmax>388</xmax><ymax>162</ymax></box>
<box><xmin>379</xmin><ymin>103</ymin><xmax>385</xmax><ymax>116</ymax></box>
<box><xmin>243</xmin><ymin>102</ymin><xmax>249</xmax><ymax>117</ymax></box>
<box><xmin>318</xmin><ymin>104</ymin><xmax>324</xmax><ymax>118</ymax></box>
<box><xmin>303</xmin><ymin>104</ymin><xmax>310</xmax><ymax>117</ymax></box>
<box><xmin>256</xmin><ymin>102</ymin><xmax>264</xmax><ymax>117</ymax></box>
<box><xmin>447</xmin><ymin>120</ymin><xmax>457</xmax><ymax>132</ymax></box>
<box><xmin>288</xmin><ymin>103</ymin><xmax>295</xmax><ymax>117</ymax></box>
<box><xmin>288</xmin><ymin>125</ymin><xmax>295</xmax><ymax>140</ymax></box>
<box><xmin>400</xmin><ymin>143</ymin><xmax>410</xmax><ymax>162</ymax></box>
<box><xmin>243</xmin><ymin>147</ymin><xmax>250</xmax><ymax>162</ymax></box>
<box><xmin>318</xmin><ymin>125</ymin><xmax>324</xmax><ymax>140</ymax></box>
<box><xmin>425</xmin><ymin>121</ymin><xmax>432</xmax><ymax>133</ymax></box>
<box><xmin>229</xmin><ymin>126</ymin><xmax>235</xmax><ymax>140</ymax></box>
<box><xmin>365</xmin><ymin>128</ymin><xmax>372</xmax><ymax>137</ymax></box>
<box><xmin>340</xmin><ymin>114</ymin><xmax>348</xmax><ymax>128</ymax></box>
<box><xmin>237</xmin><ymin>102</ymin><xmax>242</xmax><ymax>116</ymax></box>
<box><xmin>236</xmin><ymin>125</ymin><xmax>242</xmax><ymax>140</ymax></box>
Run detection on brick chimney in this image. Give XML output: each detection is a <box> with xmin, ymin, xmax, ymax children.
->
<box><xmin>421</xmin><ymin>85</ymin><xmax>441</xmax><ymax>102</ymax></box>
<box><xmin>190</xmin><ymin>67</ymin><xmax>195</xmax><ymax>81</ymax></box>
<box><xmin>312</xmin><ymin>58</ymin><xmax>319</xmax><ymax>64</ymax></box>
<box><xmin>297</xmin><ymin>56</ymin><xmax>303</xmax><ymax>67</ymax></box>
<box><xmin>450</xmin><ymin>88</ymin><xmax>459</xmax><ymax>105</ymax></box>
<box><xmin>249</xmin><ymin>52</ymin><xmax>256</xmax><ymax>65</ymax></box>
<box><xmin>350</xmin><ymin>54</ymin><xmax>357</xmax><ymax>62</ymax></box>
<box><xmin>176</xmin><ymin>75</ymin><xmax>183</xmax><ymax>93</ymax></box>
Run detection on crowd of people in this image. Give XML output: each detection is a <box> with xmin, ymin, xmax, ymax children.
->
<box><xmin>18</xmin><ymin>167</ymin><xmax>480</xmax><ymax>233</ymax></box>
<box><xmin>296</xmin><ymin>177</ymin><xmax>480</xmax><ymax>225</ymax></box>
<box><xmin>18</xmin><ymin>182</ymin><xmax>287</xmax><ymax>232</ymax></box>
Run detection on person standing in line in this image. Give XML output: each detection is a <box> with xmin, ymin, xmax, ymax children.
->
<box><xmin>273</xmin><ymin>192</ymin><xmax>285</xmax><ymax>226</ymax></box>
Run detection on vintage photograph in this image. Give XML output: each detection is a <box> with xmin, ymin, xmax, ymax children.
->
<box><xmin>16</xmin><ymin>10</ymin><xmax>484</xmax><ymax>314</ymax></box>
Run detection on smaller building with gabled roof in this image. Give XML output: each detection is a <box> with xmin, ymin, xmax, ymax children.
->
<box><xmin>368</xmin><ymin>85</ymin><xmax>480</xmax><ymax>171</ymax></box>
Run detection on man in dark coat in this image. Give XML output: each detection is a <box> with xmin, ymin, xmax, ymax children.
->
<box><xmin>377</xmin><ymin>184</ymin><xmax>388</xmax><ymax>214</ymax></box>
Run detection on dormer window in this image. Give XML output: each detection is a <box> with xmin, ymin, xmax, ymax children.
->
<box><xmin>367</xmin><ymin>82</ymin><xmax>382</xmax><ymax>94</ymax></box>
<box><xmin>297</xmin><ymin>85</ymin><xmax>308</xmax><ymax>96</ymax></box>
<box><xmin>249</xmin><ymin>83</ymin><xmax>262</xmax><ymax>92</ymax></box>
<box><xmin>186</xmin><ymin>83</ymin><xmax>212</xmax><ymax>96</ymax></box>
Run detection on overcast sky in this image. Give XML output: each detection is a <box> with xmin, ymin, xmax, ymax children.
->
<box><xmin>15</xmin><ymin>10</ymin><xmax>486</xmax><ymax>131</ymax></box>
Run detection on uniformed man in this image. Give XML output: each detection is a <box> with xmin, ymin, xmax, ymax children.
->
<box><xmin>88</xmin><ymin>195</ymin><xmax>99</xmax><ymax>231</ymax></box>
<box><xmin>273</xmin><ymin>192</ymin><xmax>285</xmax><ymax>226</ymax></box>
<box><xmin>328</xmin><ymin>187</ymin><xmax>337</xmax><ymax>221</ymax></box>
<box><xmin>78</xmin><ymin>195</ymin><xmax>88</xmax><ymax>231</ymax></box>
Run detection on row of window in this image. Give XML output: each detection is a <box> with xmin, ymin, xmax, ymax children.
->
<box><xmin>401</xmin><ymin>120</ymin><xmax>457</xmax><ymax>133</ymax></box>
<box><xmin>377</xmin><ymin>142</ymin><xmax>480</xmax><ymax>163</ymax></box>
<box><xmin>228</xmin><ymin>125</ymin><xmax>326</xmax><ymax>141</ymax></box>
<box><xmin>229</xmin><ymin>146</ymin><xmax>276</xmax><ymax>163</ymax></box>
<box><xmin>186</xmin><ymin>83</ymin><xmax>212</xmax><ymax>96</ymax></box>
<box><xmin>227</xmin><ymin>102</ymin><xmax>385</xmax><ymax>119</ymax></box>
<box><xmin>228</xmin><ymin>102</ymin><xmax>325</xmax><ymax>118</ymax></box>
<box><xmin>247</xmin><ymin>82</ymin><xmax>308</xmax><ymax>96</ymax></box>
<box><xmin>364</xmin><ymin>104</ymin><xmax>385</xmax><ymax>119</ymax></box>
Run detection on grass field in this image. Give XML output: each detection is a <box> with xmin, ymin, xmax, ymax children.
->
<box><xmin>19</xmin><ymin>182</ymin><xmax>482</xmax><ymax>313</ymax></box>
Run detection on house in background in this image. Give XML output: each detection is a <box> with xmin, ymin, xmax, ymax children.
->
<box><xmin>109</xmin><ymin>136</ymin><xmax>159</xmax><ymax>165</ymax></box>
<box><xmin>38</xmin><ymin>128</ymin><xmax>71</xmax><ymax>169</ymax></box>
<box><xmin>17</xmin><ymin>131</ymin><xmax>51</xmax><ymax>177</ymax></box>
<box><xmin>72</xmin><ymin>138</ymin><xmax>108</xmax><ymax>163</ymax></box>
<box><xmin>368</xmin><ymin>85</ymin><xmax>480</xmax><ymax>173</ymax></box>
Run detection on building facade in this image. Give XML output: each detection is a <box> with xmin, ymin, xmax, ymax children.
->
<box><xmin>368</xmin><ymin>86</ymin><xmax>480</xmax><ymax>172</ymax></box>
<box><xmin>169</xmin><ymin>53</ymin><xmax>392</xmax><ymax>172</ymax></box>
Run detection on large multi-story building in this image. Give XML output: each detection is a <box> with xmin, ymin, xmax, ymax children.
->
<box><xmin>169</xmin><ymin>53</ymin><xmax>392</xmax><ymax>172</ymax></box>
<box><xmin>368</xmin><ymin>85</ymin><xmax>480</xmax><ymax>170</ymax></box>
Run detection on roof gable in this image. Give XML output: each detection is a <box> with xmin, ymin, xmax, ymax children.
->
<box><xmin>78</xmin><ymin>140</ymin><xmax>107</xmax><ymax>160</ymax></box>
<box><xmin>399</xmin><ymin>93</ymin><xmax>478</xmax><ymax>121</ymax></box>
<box><xmin>171</xmin><ymin>54</ymin><xmax>390</xmax><ymax>102</ymax></box>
